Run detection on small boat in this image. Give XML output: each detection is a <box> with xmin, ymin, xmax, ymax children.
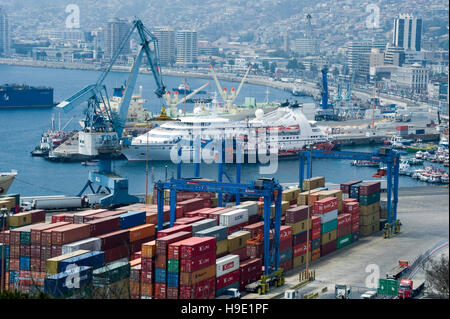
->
<box><xmin>399</xmin><ymin>161</ymin><xmax>411</xmax><ymax>175</ymax></box>
<box><xmin>441</xmin><ymin>174</ymin><xmax>449</xmax><ymax>184</ymax></box>
<box><xmin>406</xmin><ymin>143</ymin><xmax>438</xmax><ymax>153</ymax></box>
<box><xmin>406</xmin><ymin>157</ymin><xmax>424</xmax><ymax>165</ymax></box>
<box><xmin>82</xmin><ymin>160</ymin><xmax>99</xmax><ymax>166</ymax></box>
<box><xmin>352</xmin><ymin>160</ymin><xmax>379</xmax><ymax>167</ymax></box>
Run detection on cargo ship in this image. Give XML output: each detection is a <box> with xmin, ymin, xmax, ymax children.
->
<box><xmin>0</xmin><ymin>84</ymin><xmax>54</xmax><ymax>108</ymax></box>
<box><xmin>0</xmin><ymin>170</ymin><xmax>17</xmax><ymax>195</ymax></box>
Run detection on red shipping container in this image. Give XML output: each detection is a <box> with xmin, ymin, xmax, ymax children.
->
<box><xmin>155</xmin><ymin>253</ymin><xmax>167</xmax><ymax>269</ymax></box>
<box><xmin>314</xmin><ymin>197</ymin><xmax>338</xmax><ymax>214</ymax></box>
<box><xmin>86</xmin><ymin>216</ymin><xmax>121</xmax><ymax>237</ymax></box>
<box><xmin>285</xmin><ymin>205</ymin><xmax>311</xmax><ymax>224</ymax></box>
<box><xmin>30</xmin><ymin>245</ymin><xmax>40</xmax><ymax>258</ymax></box>
<box><xmin>343</xmin><ymin>198</ymin><xmax>358</xmax><ymax>204</ymax></box>
<box><xmin>168</xmin><ymin>238</ymin><xmax>191</xmax><ymax>260</ymax></box>
<box><xmin>279</xmin><ymin>238</ymin><xmax>292</xmax><ymax>251</ymax></box>
<box><xmin>51</xmin><ymin>213</ymin><xmax>71</xmax><ymax>223</ymax></box>
<box><xmin>280</xmin><ymin>259</ymin><xmax>292</xmax><ymax>271</ymax></box>
<box><xmin>338</xmin><ymin>224</ymin><xmax>352</xmax><ymax>238</ymax></box>
<box><xmin>40</xmin><ymin>245</ymin><xmax>51</xmax><ymax>261</ymax></box>
<box><xmin>104</xmin><ymin>244</ymin><xmax>130</xmax><ymax>263</ymax></box>
<box><xmin>51</xmin><ymin>245</ymin><xmax>62</xmax><ymax>257</ymax></box>
<box><xmin>293</xmin><ymin>241</ymin><xmax>312</xmax><ymax>257</ymax></box>
<box><xmin>397</xmin><ymin>125</ymin><xmax>408</xmax><ymax>131</ymax></box>
<box><xmin>351</xmin><ymin>222</ymin><xmax>359</xmax><ymax>232</ymax></box>
<box><xmin>351</xmin><ymin>212</ymin><xmax>359</xmax><ymax>223</ymax></box>
<box><xmin>28</xmin><ymin>210</ymin><xmax>46</xmax><ymax>224</ymax></box>
<box><xmin>141</xmin><ymin>270</ymin><xmax>153</xmax><ymax>284</ymax></box>
<box><xmin>321</xmin><ymin>239</ymin><xmax>337</xmax><ymax>257</ymax></box>
<box><xmin>167</xmin><ymin>286</ymin><xmax>178</xmax><ymax>299</ymax></box>
<box><xmin>19</xmin><ymin>244</ymin><xmax>31</xmax><ymax>257</ymax></box>
<box><xmin>239</xmin><ymin>258</ymin><xmax>262</xmax><ymax>282</ymax></box>
<box><xmin>216</xmin><ymin>269</ymin><xmax>240</xmax><ymax>290</ymax></box>
<box><xmin>230</xmin><ymin>246</ymin><xmax>248</xmax><ymax>262</ymax></box>
<box><xmin>10</xmin><ymin>244</ymin><xmax>20</xmax><ymax>258</ymax></box>
<box><xmin>248</xmin><ymin>215</ymin><xmax>259</xmax><ymax>225</ymax></box>
<box><xmin>340</xmin><ymin>180</ymin><xmax>363</xmax><ymax>194</ymax></box>
<box><xmin>129</xmin><ymin>236</ymin><xmax>155</xmax><ymax>255</ymax></box>
<box><xmin>85</xmin><ymin>210</ymin><xmax>125</xmax><ymax>221</ymax></box>
<box><xmin>279</xmin><ymin>225</ymin><xmax>293</xmax><ymax>241</ymax></box>
<box><xmin>154</xmin><ymin>283</ymin><xmax>167</xmax><ymax>299</ymax></box>
<box><xmin>243</xmin><ymin>221</ymin><xmax>265</xmax><ymax>238</ymax></box>
<box><xmin>246</xmin><ymin>242</ymin><xmax>263</xmax><ymax>259</ymax></box>
<box><xmin>180</xmin><ymin>237</ymin><xmax>216</xmax><ymax>260</ymax></box>
<box><xmin>10</xmin><ymin>258</ymin><xmax>20</xmax><ymax>271</ymax></box>
<box><xmin>338</xmin><ymin>214</ymin><xmax>352</xmax><ymax>227</ymax></box>
<box><xmin>98</xmin><ymin>229</ymin><xmax>130</xmax><ymax>251</ymax></box>
<box><xmin>180</xmin><ymin>250</ymin><xmax>216</xmax><ymax>273</ymax></box>
<box><xmin>227</xmin><ymin>221</ymin><xmax>249</xmax><ymax>235</ymax></box>
<box><xmin>0</xmin><ymin>230</ymin><xmax>10</xmax><ymax>245</ymax></box>
<box><xmin>157</xmin><ymin>225</ymin><xmax>193</xmax><ymax>239</ymax></box>
<box><xmin>141</xmin><ymin>257</ymin><xmax>153</xmax><ymax>271</ymax></box>
<box><xmin>30</xmin><ymin>222</ymin><xmax>70</xmax><ymax>245</ymax></box>
<box><xmin>173</xmin><ymin>216</ymin><xmax>205</xmax><ymax>226</ymax></box>
<box><xmin>30</xmin><ymin>257</ymin><xmax>40</xmax><ymax>272</ymax></box>
<box><xmin>359</xmin><ymin>181</ymin><xmax>381</xmax><ymax>196</ymax></box>
<box><xmin>292</xmin><ymin>231</ymin><xmax>312</xmax><ymax>246</ymax></box>
<box><xmin>312</xmin><ymin>228</ymin><xmax>321</xmax><ymax>240</ymax></box>
<box><xmin>179</xmin><ymin>277</ymin><xmax>215</xmax><ymax>299</ymax></box>
<box><xmin>51</xmin><ymin>224</ymin><xmax>91</xmax><ymax>245</ymax></box>
<box><xmin>343</xmin><ymin>202</ymin><xmax>360</xmax><ymax>214</ymax></box>
<box><xmin>156</xmin><ymin>231</ymin><xmax>191</xmax><ymax>255</ymax></box>
<box><xmin>311</xmin><ymin>216</ymin><xmax>321</xmax><ymax>229</ymax></box>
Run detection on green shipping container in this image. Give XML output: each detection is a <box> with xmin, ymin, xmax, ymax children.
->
<box><xmin>378</xmin><ymin>278</ymin><xmax>398</xmax><ymax>296</ymax></box>
<box><xmin>93</xmin><ymin>261</ymin><xmax>130</xmax><ymax>286</ymax></box>
<box><xmin>336</xmin><ymin>234</ymin><xmax>352</xmax><ymax>249</ymax></box>
<box><xmin>321</xmin><ymin>219</ymin><xmax>338</xmax><ymax>234</ymax></box>
<box><xmin>359</xmin><ymin>193</ymin><xmax>380</xmax><ymax>206</ymax></box>
<box><xmin>167</xmin><ymin>259</ymin><xmax>179</xmax><ymax>273</ymax></box>
<box><xmin>20</xmin><ymin>231</ymin><xmax>31</xmax><ymax>245</ymax></box>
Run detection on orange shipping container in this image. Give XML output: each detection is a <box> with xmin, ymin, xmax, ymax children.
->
<box><xmin>180</xmin><ymin>264</ymin><xmax>216</xmax><ymax>286</ymax></box>
<box><xmin>130</xmin><ymin>281</ymin><xmax>140</xmax><ymax>296</ymax></box>
<box><xmin>129</xmin><ymin>258</ymin><xmax>142</xmax><ymax>268</ymax></box>
<box><xmin>141</xmin><ymin>282</ymin><xmax>153</xmax><ymax>297</ymax></box>
<box><xmin>129</xmin><ymin>224</ymin><xmax>155</xmax><ymax>242</ymax></box>
<box><xmin>308</xmin><ymin>193</ymin><xmax>320</xmax><ymax>206</ymax></box>
<box><xmin>146</xmin><ymin>213</ymin><xmax>157</xmax><ymax>225</ymax></box>
<box><xmin>142</xmin><ymin>241</ymin><xmax>156</xmax><ymax>258</ymax></box>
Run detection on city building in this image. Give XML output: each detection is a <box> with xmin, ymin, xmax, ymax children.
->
<box><xmin>176</xmin><ymin>30</ymin><xmax>198</xmax><ymax>66</ymax></box>
<box><xmin>104</xmin><ymin>18</ymin><xmax>131</xmax><ymax>59</ymax></box>
<box><xmin>392</xmin><ymin>14</ymin><xmax>422</xmax><ymax>52</ymax></box>
<box><xmin>198</xmin><ymin>40</ymin><xmax>219</xmax><ymax>57</ymax></box>
<box><xmin>0</xmin><ymin>6</ymin><xmax>10</xmax><ymax>56</ymax></box>
<box><xmin>389</xmin><ymin>63</ymin><xmax>429</xmax><ymax>93</ymax></box>
<box><xmin>153</xmin><ymin>26</ymin><xmax>175</xmax><ymax>66</ymax></box>
<box><xmin>294</xmin><ymin>38</ymin><xmax>317</xmax><ymax>57</ymax></box>
<box><xmin>345</xmin><ymin>41</ymin><xmax>372</xmax><ymax>81</ymax></box>
<box><xmin>370</xmin><ymin>48</ymin><xmax>385</xmax><ymax>68</ymax></box>
<box><xmin>40</xmin><ymin>29</ymin><xmax>85</xmax><ymax>43</ymax></box>
<box><xmin>384</xmin><ymin>43</ymin><xmax>405</xmax><ymax>66</ymax></box>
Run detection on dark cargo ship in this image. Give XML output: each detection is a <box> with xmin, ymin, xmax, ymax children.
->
<box><xmin>0</xmin><ymin>84</ymin><xmax>54</xmax><ymax>108</ymax></box>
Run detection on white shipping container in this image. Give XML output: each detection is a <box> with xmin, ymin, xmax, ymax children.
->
<box><xmin>233</xmin><ymin>201</ymin><xmax>258</xmax><ymax>217</ymax></box>
<box><xmin>219</xmin><ymin>209</ymin><xmax>249</xmax><ymax>227</ymax></box>
<box><xmin>190</xmin><ymin>218</ymin><xmax>217</xmax><ymax>233</ymax></box>
<box><xmin>317</xmin><ymin>209</ymin><xmax>338</xmax><ymax>224</ymax></box>
<box><xmin>61</xmin><ymin>237</ymin><xmax>102</xmax><ymax>254</ymax></box>
<box><xmin>216</xmin><ymin>254</ymin><xmax>240</xmax><ymax>277</ymax></box>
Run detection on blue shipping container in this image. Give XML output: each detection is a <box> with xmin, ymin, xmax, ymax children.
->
<box><xmin>0</xmin><ymin>244</ymin><xmax>9</xmax><ymax>259</ymax></box>
<box><xmin>351</xmin><ymin>232</ymin><xmax>360</xmax><ymax>243</ymax></box>
<box><xmin>279</xmin><ymin>248</ymin><xmax>293</xmax><ymax>263</ymax></box>
<box><xmin>312</xmin><ymin>237</ymin><xmax>321</xmax><ymax>250</ymax></box>
<box><xmin>195</xmin><ymin>226</ymin><xmax>228</xmax><ymax>242</ymax></box>
<box><xmin>119</xmin><ymin>211</ymin><xmax>146</xmax><ymax>229</ymax></box>
<box><xmin>9</xmin><ymin>270</ymin><xmax>19</xmax><ymax>283</ymax></box>
<box><xmin>215</xmin><ymin>281</ymin><xmax>239</xmax><ymax>297</ymax></box>
<box><xmin>167</xmin><ymin>272</ymin><xmax>179</xmax><ymax>287</ymax></box>
<box><xmin>58</xmin><ymin>251</ymin><xmax>105</xmax><ymax>273</ymax></box>
<box><xmin>154</xmin><ymin>268</ymin><xmax>166</xmax><ymax>283</ymax></box>
<box><xmin>44</xmin><ymin>266</ymin><xmax>93</xmax><ymax>298</ymax></box>
<box><xmin>19</xmin><ymin>256</ymin><xmax>30</xmax><ymax>270</ymax></box>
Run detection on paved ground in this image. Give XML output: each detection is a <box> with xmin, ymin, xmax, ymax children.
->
<box><xmin>243</xmin><ymin>186</ymin><xmax>449</xmax><ymax>299</ymax></box>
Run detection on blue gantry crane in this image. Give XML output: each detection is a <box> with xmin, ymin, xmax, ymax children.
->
<box><xmin>57</xmin><ymin>19</ymin><xmax>166</xmax><ymax>207</ymax></box>
<box><xmin>315</xmin><ymin>67</ymin><xmax>339</xmax><ymax>121</ymax></box>
<box><xmin>298</xmin><ymin>147</ymin><xmax>401</xmax><ymax>238</ymax></box>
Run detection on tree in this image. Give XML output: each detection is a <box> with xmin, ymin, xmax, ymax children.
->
<box><xmin>262</xmin><ymin>60</ymin><xmax>269</xmax><ymax>71</ymax></box>
<box><xmin>425</xmin><ymin>255</ymin><xmax>449</xmax><ymax>299</ymax></box>
<box><xmin>270</xmin><ymin>62</ymin><xmax>277</xmax><ymax>74</ymax></box>
<box><xmin>286</xmin><ymin>59</ymin><xmax>298</xmax><ymax>70</ymax></box>
<box><xmin>228</xmin><ymin>59</ymin><xmax>235</xmax><ymax>66</ymax></box>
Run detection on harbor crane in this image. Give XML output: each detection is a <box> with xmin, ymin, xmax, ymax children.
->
<box><xmin>163</xmin><ymin>82</ymin><xmax>210</xmax><ymax>117</ymax></box>
<box><xmin>209</xmin><ymin>64</ymin><xmax>252</xmax><ymax>113</ymax></box>
<box><xmin>56</xmin><ymin>19</ymin><xmax>167</xmax><ymax>207</ymax></box>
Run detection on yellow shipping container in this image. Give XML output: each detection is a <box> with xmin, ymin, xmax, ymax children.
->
<box><xmin>282</xmin><ymin>188</ymin><xmax>300</xmax><ymax>202</ymax></box>
<box><xmin>360</xmin><ymin>202</ymin><xmax>380</xmax><ymax>216</ymax></box>
<box><xmin>380</xmin><ymin>208</ymin><xmax>388</xmax><ymax>219</ymax></box>
<box><xmin>46</xmin><ymin>250</ymin><xmax>90</xmax><ymax>275</ymax></box>
<box><xmin>286</xmin><ymin>218</ymin><xmax>311</xmax><ymax>235</ymax></box>
<box><xmin>321</xmin><ymin>229</ymin><xmax>337</xmax><ymax>245</ymax></box>
<box><xmin>292</xmin><ymin>253</ymin><xmax>311</xmax><ymax>268</ymax></box>
<box><xmin>360</xmin><ymin>222</ymin><xmax>380</xmax><ymax>236</ymax></box>
<box><xmin>359</xmin><ymin>212</ymin><xmax>380</xmax><ymax>226</ymax></box>
<box><xmin>297</xmin><ymin>189</ymin><xmax>322</xmax><ymax>206</ymax></box>
<box><xmin>216</xmin><ymin>239</ymin><xmax>228</xmax><ymax>255</ymax></box>
<box><xmin>142</xmin><ymin>241</ymin><xmax>156</xmax><ymax>258</ymax></box>
<box><xmin>210</xmin><ymin>197</ymin><xmax>219</xmax><ymax>208</ymax></box>
<box><xmin>0</xmin><ymin>200</ymin><xmax>15</xmax><ymax>211</ymax></box>
<box><xmin>228</xmin><ymin>231</ymin><xmax>251</xmax><ymax>252</ymax></box>
<box><xmin>180</xmin><ymin>264</ymin><xmax>216</xmax><ymax>286</ymax></box>
<box><xmin>302</xmin><ymin>177</ymin><xmax>325</xmax><ymax>191</ymax></box>
<box><xmin>8</xmin><ymin>212</ymin><xmax>32</xmax><ymax>227</ymax></box>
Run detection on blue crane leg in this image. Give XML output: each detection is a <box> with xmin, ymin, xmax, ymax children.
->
<box><xmin>299</xmin><ymin>154</ymin><xmax>305</xmax><ymax>191</ymax></box>
<box><xmin>170</xmin><ymin>189</ymin><xmax>177</xmax><ymax>227</ymax></box>
<box><xmin>386</xmin><ymin>162</ymin><xmax>393</xmax><ymax>223</ymax></box>
<box><xmin>177</xmin><ymin>147</ymin><xmax>182</xmax><ymax>179</ymax></box>
<box><xmin>157</xmin><ymin>188</ymin><xmax>164</xmax><ymax>231</ymax></box>
<box><xmin>236</xmin><ymin>141</ymin><xmax>242</xmax><ymax>205</ymax></box>
<box><xmin>274</xmin><ymin>187</ymin><xmax>282</xmax><ymax>271</ymax></box>
<box><xmin>393</xmin><ymin>156</ymin><xmax>400</xmax><ymax>221</ymax></box>
<box><xmin>263</xmin><ymin>195</ymin><xmax>272</xmax><ymax>275</ymax></box>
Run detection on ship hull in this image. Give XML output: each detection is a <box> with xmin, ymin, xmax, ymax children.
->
<box><xmin>0</xmin><ymin>85</ymin><xmax>54</xmax><ymax>108</ymax></box>
<box><xmin>0</xmin><ymin>174</ymin><xmax>16</xmax><ymax>195</ymax></box>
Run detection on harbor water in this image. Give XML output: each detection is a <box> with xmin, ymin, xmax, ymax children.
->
<box><xmin>0</xmin><ymin>64</ymin><xmax>442</xmax><ymax>196</ymax></box>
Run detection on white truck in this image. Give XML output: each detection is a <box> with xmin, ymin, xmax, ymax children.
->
<box><xmin>216</xmin><ymin>288</ymin><xmax>241</xmax><ymax>299</ymax></box>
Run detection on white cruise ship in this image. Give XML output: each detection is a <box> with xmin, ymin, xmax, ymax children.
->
<box><xmin>121</xmin><ymin>105</ymin><xmax>328</xmax><ymax>162</ymax></box>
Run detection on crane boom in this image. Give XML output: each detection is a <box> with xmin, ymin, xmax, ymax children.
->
<box><xmin>175</xmin><ymin>82</ymin><xmax>210</xmax><ymax>106</ymax></box>
<box><xmin>209</xmin><ymin>65</ymin><xmax>227</xmax><ymax>101</ymax></box>
<box><xmin>233</xmin><ymin>65</ymin><xmax>251</xmax><ymax>103</ymax></box>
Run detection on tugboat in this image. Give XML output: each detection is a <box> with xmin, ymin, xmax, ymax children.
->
<box><xmin>31</xmin><ymin>114</ymin><xmax>74</xmax><ymax>157</ymax></box>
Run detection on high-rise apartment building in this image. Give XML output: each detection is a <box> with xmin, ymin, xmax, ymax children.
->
<box><xmin>104</xmin><ymin>18</ymin><xmax>131</xmax><ymax>59</ymax></box>
<box><xmin>176</xmin><ymin>30</ymin><xmax>198</xmax><ymax>65</ymax></box>
<box><xmin>0</xmin><ymin>6</ymin><xmax>10</xmax><ymax>56</ymax></box>
<box><xmin>153</xmin><ymin>26</ymin><xmax>175</xmax><ymax>66</ymax></box>
<box><xmin>393</xmin><ymin>14</ymin><xmax>422</xmax><ymax>52</ymax></box>
<box><xmin>346</xmin><ymin>41</ymin><xmax>372</xmax><ymax>79</ymax></box>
